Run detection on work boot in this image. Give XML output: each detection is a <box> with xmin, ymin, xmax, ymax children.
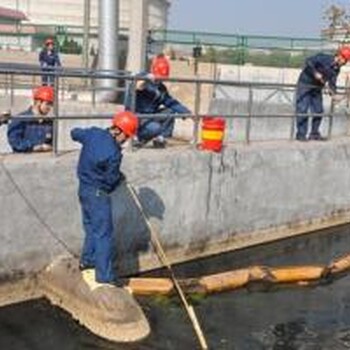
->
<box><xmin>152</xmin><ymin>136</ymin><xmax>167</xmax><ymax>148</ymax></box>
<box><xmin>308</xmin><ymin>133</ymin><xmax>327</xmax><ymax>141</ymax></box>
<box><xmin>132</xmin><ymin>137</ymin><xmax>147</xmax><ymax>149</ymax></box>
<box><xmin>296</xmin><ymin>134</ymin><xmax>308</xmax><ymax>142</ymax></box>
<box><xmin>81</xmin><ymin>269</ymin><xmax>115</xmax><ymax>291</ymax></box>
<box><xmin>79</xmin><ymin>263</ymin><xmax>95</xmax><ymax>271</ymax></box>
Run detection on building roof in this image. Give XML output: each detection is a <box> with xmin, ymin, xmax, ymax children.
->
<box><xmin>0</xmin><ymin>6</ymin><xmax>27</xmax><ymax>21</ymax></box>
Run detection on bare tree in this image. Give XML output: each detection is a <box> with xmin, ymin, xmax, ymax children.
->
<box><xmin>323</xmin><ymin>4</ymin><xmax>350</xmax><ymax>39</ymax></box>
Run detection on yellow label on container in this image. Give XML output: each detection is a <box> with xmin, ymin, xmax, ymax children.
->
<box><xmin>201</xmin><ymin>130</ymin><xmax>224</xmax><ymax>141</ymax></box>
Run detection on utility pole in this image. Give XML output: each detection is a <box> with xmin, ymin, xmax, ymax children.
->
<box><xmin>83</xmin><ymin>0</ymin><xmax>91</xmax><ymax>71</ymax></box>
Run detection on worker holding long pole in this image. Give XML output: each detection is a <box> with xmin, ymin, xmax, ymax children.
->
<box><xmin>71</xmin><ymin>111</ymin><xmax>138</xmax><ymax>287</ymax></box>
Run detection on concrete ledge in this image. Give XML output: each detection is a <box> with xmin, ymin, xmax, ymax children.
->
<box><xmin>1</xmin><ymin>138</ymin><xmax>350</xmax><ymax>280</ymax></box>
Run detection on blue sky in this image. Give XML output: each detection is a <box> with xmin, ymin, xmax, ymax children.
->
<box><xmin>168</xmin><ymin>0</ymin><xmax>350</xmax><ymax>38</ymax></box>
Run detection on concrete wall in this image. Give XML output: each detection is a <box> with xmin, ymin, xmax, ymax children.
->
<box><xmin>1</xmin><ymin>138</ymin><xmax>350</xmax><ymax>281</ymax></box>
<box><xmin>212</xmin><ymin>64</ymin><xmax>350</xmax><ymax>142</ymax></box>
<box><xmin>210</xmin><ymin>98</ymin><xmax>350</xmax><ymax>142</ymax></box>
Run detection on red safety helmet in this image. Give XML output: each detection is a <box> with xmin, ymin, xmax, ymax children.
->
<box><xmin>151</xmin><ymin>55</ymin><xmax>170</xmax><ymax>79</ymax></box>
<box><xmin>338</xmin><ymin>46</ymin><xmax>350</xmax><ymax>61</ymax></box>
<box><xmin>112</xmin><ymin>111</ymin><xmax>138</xmax><ymax>137</ymax></box>
<box><xmin>33</xmin><ymin>86</ymin><xmax>54</xmax><ymax>103</ymax></box>
<box><xmin>45</xmin><ymin>38</ymin><xmax>54</xmax><ymax>46</ymax></box>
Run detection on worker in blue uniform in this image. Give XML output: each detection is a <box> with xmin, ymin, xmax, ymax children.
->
<box><xmin>71</xmin><ymin>111</ymin><xmax>138</xmax><ymax>286</ymax></box>
<box><xmin>295</xmin><ymin>46</ymin><xmax>350</xmax><ymax>141</ymax></box>
<box><xmin>39</xmin><ymin>38</ymin><xmax>61</xmax><ymax>86</ymax></box>
<box><xmin>124</xmin><ymin>56</ymin><xmax>190</xmax><ymax>148</ymax></box>
<box><xmin>7</xmin><ymin>86</ymin><xmax>54</xmax><ymax>153</ymax></box>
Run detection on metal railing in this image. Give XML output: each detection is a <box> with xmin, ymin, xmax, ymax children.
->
<box><xmin>149</xmin><ymin>29</ymin><xmax>342</xmax><ymax>67</ymax></box>
<box><xmin>0</xmin><ymin>66</ymin><xmax>348</xmax><ymax>155</ymax></box>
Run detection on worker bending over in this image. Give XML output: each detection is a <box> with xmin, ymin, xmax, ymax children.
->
<box><xmin>295</xmin><ymin>46</ymin><xmax>350</xmax><ymax>141</ymax></box>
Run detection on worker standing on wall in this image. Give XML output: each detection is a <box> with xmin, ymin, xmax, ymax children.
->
<box><xmin>39</xmin><ymin>38</ymin><xmax>62</xmax><ymax>86</ymax></box>
<box><xmin>7</xmin><ymin>86</ymin><xmax>54</xmax><ymax>153</ymax></box>
<box><xmin>71</xmin><ymin>111</ymin><xmax>138</xmax><ymax>287</ymax></box>
<box><xmin>124</xmin><ymin>53</ymin><xmax>191</xmax><ymax>148</ymax></box>
<box><xmin>295</xmin><ymin>47</ymin><xmax>350</xmax><ymax>141</ymax></box>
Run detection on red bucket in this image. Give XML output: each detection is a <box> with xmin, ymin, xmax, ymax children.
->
<box><xmin>199</xmin><ymin>117</ymin><xmax>226</xmax><ymax>152</ymax></box>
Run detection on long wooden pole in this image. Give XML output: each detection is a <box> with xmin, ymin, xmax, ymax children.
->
<box><xmin>126</xmin><ymin>183</ymin><xmax>209</xmax><ymax>350</ymax></box>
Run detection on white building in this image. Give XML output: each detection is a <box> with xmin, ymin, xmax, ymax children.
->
<box><xmin>0</xmin><ymin>0</ymin><xmax>170</xmax><ymax>30</ymax></box>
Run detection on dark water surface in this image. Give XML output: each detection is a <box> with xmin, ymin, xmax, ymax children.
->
<box><xmin>2</xmin><ymin>224</ymin><xmax>350</xmax><ymax>349</ymax></box>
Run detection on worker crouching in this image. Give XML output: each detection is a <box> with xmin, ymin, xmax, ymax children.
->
<box><xmin>124</xmin><ymin>54</ymin><xmax>190</xmax><ymax>148</ymax></box>
<box><xmin>7</xmin><ymin>86</ymin><xmax>54</xmax><ymax>153</ymax></box>
<box><xmin>71</xmin><ymin>111</ymin><xmax>138</xmax><ymax>287</ymax></box>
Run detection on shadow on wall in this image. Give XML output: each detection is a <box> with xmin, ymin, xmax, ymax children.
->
<box><xmin>112</xmin><ymin>184</ymin><xmax>165</xmax><ymax>276</ymax></box>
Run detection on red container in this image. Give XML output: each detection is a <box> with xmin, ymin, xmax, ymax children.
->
<box><xmin>199</xmin><ymin>117</ymin><xmax>226</xmax><ymax>152</ymax></box>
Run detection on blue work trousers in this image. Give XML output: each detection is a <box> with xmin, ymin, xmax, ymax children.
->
<box><xmin>79</xmin><ymin>187</ymin><xmax>116</xmax><ymax>283</ymax></box>
<box><xmin>41</xmin><ymin>67</ymin><xmax>55</xmax><ymax>86</ymax></box>
<box><xmin>138</xmin><ymin>113</ymin><xmax>175</xmax><ymax>142</ymax></box>
<box><xmin>296</xmin><ymin>86</ymin><xmax>324</xmax><ymax>138</ymax></box>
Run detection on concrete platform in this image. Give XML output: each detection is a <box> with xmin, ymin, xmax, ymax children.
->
<box><xmin>40</xmin><ymin>256</ymin><xmax>150</xmax><ymax>342</ymax></box>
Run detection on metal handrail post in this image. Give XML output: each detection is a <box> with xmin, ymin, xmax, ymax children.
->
<box><xmin>327</xmin><ymin>99</ymin><xmax>335</xmax><ymax>140</ymax></box>
<box><xmin>290</xmin><ymin>90</ymin><xmax>297</xmax><ymax>140</ymax></box>
<box><xmin>192</xmin><ymin>80</ymin><xmax>201</xmax><ymax>146</ymax></box>
<box><xmin>10</xmin><ymin>73</ymin><xmax>14</xmax><ymax>109</ymax></box>
<box><xmin>32</xmin><ymin>74</ymin><xmax>36</xmax><ymax>91</ymax></box>
<box><xmin>129</xmin><ymin>76</ymin><xmax>137</xmax><ymax>151</ymax></box>
<box><xmin>246</xmin><ymin>85</ymin><xmax>253</xmax><ymax>143</ymax></box>
<box><xmin>61</xmin><ymin>77</ymin><xmax>65</xmax><ymax>101</ymax></box>
<box><xmin>53</xmin><ymin>74</ymin><xmax>60</xmax><ymax>155</ymax></box>
<box><xmin>91</xmin><ymin>73</ymin><xmax>96</xmax><ymax>107</ymax></box>
<box><xmin>4</xmin><ymin>72</ymin><xmax>8</xmax><ymax>96</ymax></box>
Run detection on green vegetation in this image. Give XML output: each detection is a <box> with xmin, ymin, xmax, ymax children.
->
<box><xmin>198</xmin><ymin>47</ymin><xmax>324</xmax><ymax>68</ymax></box>
<box><xmin>59</xmin><ymin>37</ymin><xmax>82</xmax><ymax>55</ymax></box>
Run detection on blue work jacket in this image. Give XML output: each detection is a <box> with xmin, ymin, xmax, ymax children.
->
<box><xmin>298</xmin><ymin>53</ymin><xmax>340</xmax><ymax>93</ymax></box>
<box><xmin>124</xmin><ymin>73</ymin><xmax>190</xmax><ymax>115</ymax></box>
<box><xmin>71</xmin><ymin>127</ymin><xmax>123</xmax><ymax>194</ymax></box>
<box><xmin>7</xmin><ymin>107</ymin><xmax>53</xmax><ymax>153</ymax></box>
<box><xmin>39</xmin><ymin>49</ymin><xmax>61</xmax><ymax>68</ymax></box>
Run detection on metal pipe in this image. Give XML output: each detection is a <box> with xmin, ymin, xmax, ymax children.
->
<box><xmin>328</xmin><ymin>99</ymin><xmax>335</xmax><ymax>140</ymax></box>
<box><xmin>192</xmin><ymin>81</ymin><xmax>201</xmax><ymax>145</ymax></box>
<box><xmin>290</xmin><ymin>91</ymin><xmax>297</xmax><ymax>140</ymax></box>
<box><xmin>0</xmin><ymin>67</ymin><xmax>347</xmax><ymax>93</ymax></box>
<box><xmin>4</xmin><ymin>112</ymin><xmax>344</xmax><ymax>121</ymax></box>
<box><xmin>83</xmin><ymin>0</ymin><xmax>91</xmax><ymax>72</ymax></box>
<box><xmin>98</xmin><ymin>0</ymin><xmax>119</xmax><ymax>102</ymax></box>
<box><xmin>91</xmin><ymin>74</ymin><xmax>96</xmax><ymax>107</ymax></box>
<box><xmin>53</xmin><ymin>75</ymin><xmax>60</xmax><ymax>155</ymax></box>
<box><xmin>10</xmin><ymin>74</ymin><xmax>15</xmax><ymax>109</ymax></box>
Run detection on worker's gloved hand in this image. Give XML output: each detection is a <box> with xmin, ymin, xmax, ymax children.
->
<box><xmin>314</xmin><ymin>72</ymin><xmax>324</xmax><ymax>84</ymax></box>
